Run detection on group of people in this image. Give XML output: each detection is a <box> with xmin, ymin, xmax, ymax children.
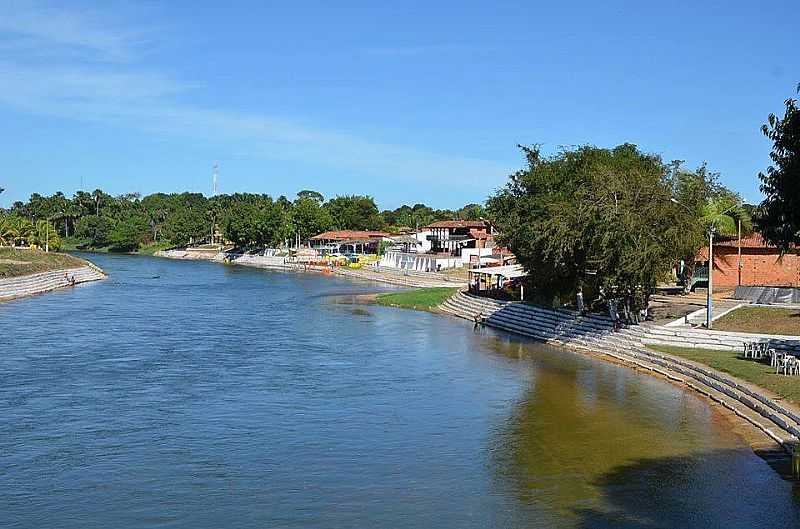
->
<box><xmin>470</xmin><ymin>284</ymin><xmax>651</xmax><ymax>333</ymax></box>
<box><xmin>63</xmin><ymin>273</ymin><xmax>76</xmax><ymax>287</ymax></box>
<box><xmin>594</xmin><ymin>286</ymin><xmax>651</xmax><ymax>330</ymax></box>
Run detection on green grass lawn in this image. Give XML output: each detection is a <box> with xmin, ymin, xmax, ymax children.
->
<box><xmin>136</xmin><ymin>241</ymin><xmax>174</xmax><ymax>255</ymax></box>
<box><xmin>60</xmin><ymin>237</ymin><xmax>90</xmax><ymax>251</ymax></box>
<box><xmin>649</xmin><ymin>344</ymin><xmax>800</xmax><ymax>406</ymax></box>
<box><xmin>0</xmin><ymin>247</ymin><xmax>87</xmax><ymax>278</ymax></box>
<box><xmin>713</xmin><ymin>306</ymin><xmax>800</xmax><ymax>336</ymax></box>
<box><xmin>375</xmin><ymin>287</ymin><xmax>459</xmax><ymax>312</ymax></box>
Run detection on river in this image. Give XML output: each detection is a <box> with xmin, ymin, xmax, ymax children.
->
<box><xmin>1</xmin><ymin>254</ymin><xmax>798</xmax><ymax>528</ymax></box>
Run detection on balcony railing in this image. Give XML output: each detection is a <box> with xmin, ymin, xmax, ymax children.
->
<box><xmin>693</xmin><ymin>265</ymin><xmax>709</xmax><ymax>279</ymax></box>
<box><xmin>426</xmin><ymin>234</ymin><xmax>471</xmax><ymax>242</ymax></box>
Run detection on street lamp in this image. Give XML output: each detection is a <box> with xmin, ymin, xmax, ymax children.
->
<box><xmin>706</xmin><ymin>224</ymin><xmax>715</xmax><ymax>328</ymax></box>
<box><xmin>672</xmin><ymin>198</ymin><xmax>741</xmax><ymax>329</ymax></box>
<box><xmin>672</xmin><ymin>198</ymin><xmax>713</xmax><ymax>326</ymax></box>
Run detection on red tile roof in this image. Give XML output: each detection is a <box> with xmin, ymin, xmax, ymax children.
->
<box><xmin>425</xmin><ymin>220</ymin><xmax>489</xmax><ymax>229</ymax></box>
<box><xmin>697</xmin><ymin>233</ymin><xmax>797</xmax><ymax>260</ymax></box>
<box><xmin>469</xmin><ymin>228</ymin><xmax>492</xmax><ymax>240</ymax></box>
<box><xmin>714</xmin><ymin>233</ymin><xmax>773</xmax><ymax>248</ymax></box>
<box><xmin>310</xmin><ymin>230</ymin><xmax>388</xmax><ymax>240</ymax></box>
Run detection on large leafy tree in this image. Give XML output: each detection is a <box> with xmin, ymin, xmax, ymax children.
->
<box><xmin>223</xmin><ymin>197</ymin><xmax>291</xmax><ymax>247</ymax></box>
<box><xmin>292</xmin><ymin>196</ymin><xmax>333</xmax><ymax>241</ymax></box>
<box><xmin>756</xmin><ymin>85</ymin><xmax>800</xmax><ymax>253</ymax></box>
<box><xmin>324</xmin><ymin>195</ymin><xmax>384</xmax><ymax>231</ymax></box>
<box><xmin>487</xmin><ymin>144</ymin><xmax>703</xmax><ymax>303</ymax></box>
<box><xmin>75</xmin><ymin>215</ymin><xmax>114</xmax><ymax>247</ymax></box>
<box><xmin>108</xmin><ymin>215</ymin><xmax>149</xmax><ymax>252</ymax></box>
<box><xmin>297</xmin><ymin>190</ymin><xmax>324</xmax><ymax>204</ymax></box>
<box><xmin>457</xmin><ymin>203</ymin><xmax>485</xmax><ymax>221</ymax></box>
<box><xmin>159</xmin><ymin>193</ymin><xmax>208</xmax><ymax>245</ymax></box>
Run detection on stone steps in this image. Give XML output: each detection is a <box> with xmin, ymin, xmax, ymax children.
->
<box><xmin>0</xmin><ymin>266</ymin><xmax>106</xmax><ymax>301</ymax></box>
<box><xmin>622</xmin><ymin>323</ymin><xmax>800</xmax><ymax>353</ymax></box>
<box><xmin>439</xmin><ymin>291</ymin><xmax>800</xmax><ymax>449</ymax></box>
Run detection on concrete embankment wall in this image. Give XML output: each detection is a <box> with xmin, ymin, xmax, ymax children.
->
<box><xmin>629</xmin><ymin>325</ymin><xmax>800</xmax><ymax>353</ymax></box>
<box><xmin>155</xmin><ymin>249</ymin><xmax>221</xmax><ymax>260</ymax></box>
<box><xmin>0</xmin><ymin>266</ymin><xmax>106</xmax><ymax>302</ymax></box>
<box><xmin>195</xmin><ymin>252</ymin><xmax>466</xmax><ymax>288</ymax></box>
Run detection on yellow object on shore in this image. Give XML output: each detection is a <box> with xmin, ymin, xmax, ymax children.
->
<box><xmin>359</xmin><ymin>254</ymin><xmax>379</xmax><ymax>264</ymax></box>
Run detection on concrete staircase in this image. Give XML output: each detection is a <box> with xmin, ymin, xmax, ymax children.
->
<box><xmin>439</xmin><ymin>291</ymin><xmax>800</xmax><ymax>450</ymax></box>
<box><xmin>623</xmin><ymin>324</ymin><xmax>800</xmax><ymax>353</ymax></box>
<box><xmin>0</xmin><ymin>266</ymin><xmax>106</xmax><ymax>302</ymax></box>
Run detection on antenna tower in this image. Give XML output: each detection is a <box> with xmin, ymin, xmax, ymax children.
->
<box><xmin>212</xmin><ymin>163</ymin><xmax>219</xmax><ymax>196</ymax></box>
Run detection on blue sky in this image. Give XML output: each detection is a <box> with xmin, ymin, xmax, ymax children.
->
<box><xmin>1</xmin><ymin>0</ymin><xmax>797</xmax><ymax>210</ymax></box>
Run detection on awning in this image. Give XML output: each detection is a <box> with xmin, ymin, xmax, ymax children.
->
<box><xmin>469</xmin><ymin>264</ymin><xmax>527</xmax><ymax>279</ymax></box>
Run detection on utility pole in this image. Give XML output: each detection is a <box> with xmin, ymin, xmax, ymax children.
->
<box><xmin>705</xmin><ymin>203</ymin><xmax>740</xmax><ymax>328</ymax></box>
<box><xmin>707</xmin><ymin>226</ymin><xmax>715</xmax><ymax>329</ymax></box>
<box><xmin>737</xmin><ymin>218</ymin><xmax>742</xmax><ymax>286</ymax></box>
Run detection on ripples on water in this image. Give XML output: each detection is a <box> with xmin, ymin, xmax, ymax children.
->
<box><xmin>1</xmin><ymin>254</ymin><xmax>798</xmax><ymax>528</ymax></box>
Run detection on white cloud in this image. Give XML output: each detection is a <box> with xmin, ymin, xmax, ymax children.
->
<box><xmin>0</xmin><ymin>2</ymin><xmax>510</xmax><ymax>198</ymax></box>
<box><xmin>0</xmin><ymin>0</ymin><xmax>145</xmax><ymax>61</ymax></box>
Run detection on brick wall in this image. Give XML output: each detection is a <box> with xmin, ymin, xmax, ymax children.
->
<box><xmin>713</xmin><ymin>247</ymin><xmax>800</xmax><ymax>287</ymax></box>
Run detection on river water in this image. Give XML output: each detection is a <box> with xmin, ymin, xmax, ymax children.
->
<box><xmin>1</xmin><ymin>254</ymin><xmax>798</xmax><ymax>528</ymax></box>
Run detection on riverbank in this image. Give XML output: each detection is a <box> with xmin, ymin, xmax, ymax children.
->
<box><xmin>155</xmin><ymin>249</ymin><xmax>468</xmax><ymax>288</ymax></box>
<box><xmin>437</xmin><ymin>290</ymin><xmax>800</xmax><ymax>478</ymax></box>
<box><xmin>0</xmin><ymin>248</ymin><xmax>106</xmax><ymax>302</ymax></box>
<box><xmin>649</xmin><ymin>344</ymin><xmax>800</xmax><ymax>406</ymax></box>
<box><xmin>61</xmin><ymin>239</ymin><xmax>173</xmax><ymax>256</ymax></box>
<box><xmin>374</xmin><ymin>287</ymin><xmax>459</xmax><ymax>312</ymax></box>
<box><xmin>0</xmin><ymin>264</ymin><xmax>106</xmax><ymax>302</ymax></box>
<box><xmin>0</xmin><ymin>247</ymin><xmax>88</xmax><ymax>278</ymax></box>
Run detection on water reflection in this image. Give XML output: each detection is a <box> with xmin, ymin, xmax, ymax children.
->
<box><xmin>482</xmin><ymin>335</ymin><xmax>800</xmax><ymax>527</ymax></box>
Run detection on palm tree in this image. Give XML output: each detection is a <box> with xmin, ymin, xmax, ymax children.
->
<box><xmin>148</xmin><ymin>208</ymin><xmax>167</xmax><ymax>242</ymax></box>
<box><xmin>700</xmin><ymin>195</ymin><xmax>752</xmax><ymax>237</ymax></box>
<box><xmin>0</xmin><ymin>216</ymin><xmax>14</xmax><ymax>246</ymax></box>
<box><xmin>10</xmin><ymin>216</ymin><xmax>34</xmax><ymax>246</ymax></box>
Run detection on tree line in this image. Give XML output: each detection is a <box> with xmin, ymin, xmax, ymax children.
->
<box><xmin>0</xmin><ymin>189</ymin><xmax>486</xmax><ymax>252</ymax></box>
<box><xmin>2</xmin><ymin>84</ymin><xmax>794</xmax><ymax>312</ymax></box>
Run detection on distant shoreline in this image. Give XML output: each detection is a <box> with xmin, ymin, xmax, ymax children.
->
<box><xmin>154</xmin><ymin>249</ymin><xmax>468</xmax><ymax>289</ymax></box>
